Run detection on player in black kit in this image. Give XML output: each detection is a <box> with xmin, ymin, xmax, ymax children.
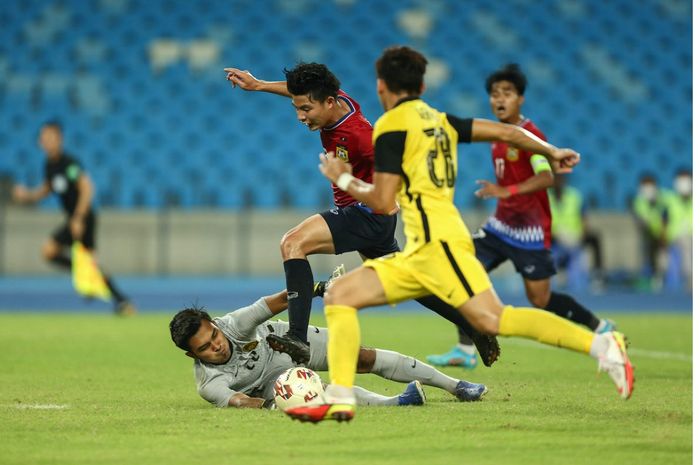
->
<box><xmin>12</xmin><ymin>121</ymin><xmax>135</xmax><ymax>315</ymax></box>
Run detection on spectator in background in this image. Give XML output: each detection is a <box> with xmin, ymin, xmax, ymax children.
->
<box><xmin>549</xmin><ymin>175</ymin><xmax>605</xmax><ymax>292</ymax></box>
<box><xmin>664</xmin><ymin>169</ymin><xmax>692</xmax><ymax>291</ymax></box>
<box><xmin>11</xmin><ymin>121</ymin><xmax>136</xmax><ymax>315</ymax></box>
<box><xmin>632</xmin><ymin>173</ymin><xmax>669</xmax><ymax>292</ymax></box>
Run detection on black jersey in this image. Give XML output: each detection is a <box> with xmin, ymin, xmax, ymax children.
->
<box><xmin>44</xmin><ymin>154</ymin><xmax>91</xmax><ymax>215</ymax></box>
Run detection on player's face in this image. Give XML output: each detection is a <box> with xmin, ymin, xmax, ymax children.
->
<box><xmin>489</xmin><ymin>81</ymin><xmax>524</xmax><ymax>124</ymax></box>
<box><xmin>38</xmin><ymin>126</ymin><xmax>63</xmax><ymax>157</ymax></box>
<box><xmin>291</xmin><ymin>94</ymin><xmax>334</xmax><ymax>131</ymax></box>
<box><xmin>187</xmin><ymin>319</ymin><xmax>232</xmax><ymax>364</ymax></box>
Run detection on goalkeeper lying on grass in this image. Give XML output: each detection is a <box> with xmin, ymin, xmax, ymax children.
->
<box><xmin>169</xmin><ymin>278</ymin><xmax>487</xmax><ymax>409</ymax></box>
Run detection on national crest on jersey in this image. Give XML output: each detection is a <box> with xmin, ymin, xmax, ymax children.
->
<box><xmin>335</xmin><ymin>145</ymin><xmax>349</xmax><ymax>162</ymax></box>
<box><xmin>506</xmin><ymin>147</ymin><xmax>519</xmax><ymax>162</ymax></box>
<box><xmin>320</xmin><ymin>90</ymin><xmax>375</xmax><ymax>207</ymax></box>
<box><xmin>482</xmin><ymin>118</ymin><xmax>552</xmax><ymax>249</ymax></box>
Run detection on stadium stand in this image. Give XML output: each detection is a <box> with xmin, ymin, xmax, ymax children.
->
<box><xmin>0</xmin><ymin>0</ymin><xmax>691</xmax><ymax>210</ymax></box>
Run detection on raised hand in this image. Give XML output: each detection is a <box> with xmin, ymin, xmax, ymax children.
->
<box><xmin>474</xmin><ymin>180</ymin><xmax>510</xmax><ymax>199</ymax></box>
<box><xmin>224</xmin><ymin>67</ymin><xmax>261</xmax><ymax>91</ymax></box>
<box><xmin>318</xmin><ymin>151</ymin><xmax>351</xmax><ymax>184</ymax></box>
<box><xmin>550</xmin><ymin>148</ymin><xmax>580</xmax><ymax>174</ymax></box>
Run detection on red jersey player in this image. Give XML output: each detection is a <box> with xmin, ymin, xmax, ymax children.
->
<box><xmin>427</xmin><ymin>64</ymin><xmax>615</xmax><ymax>369</ymax></box>
<box><xmin>224</xmin><ymin>63</ymin><xmax>498</xmax><ymax>375</ymax></box>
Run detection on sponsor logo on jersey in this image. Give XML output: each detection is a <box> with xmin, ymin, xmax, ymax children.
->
<box><xmin>242</xmin><ymin>341</ymin><xmax>258</xmax><ymax>352</ymax></box>
<box><xmin>52</xmin><ymin>175</ymin><xmax>68</xmax><ymax>193</ymax></box>
<box><xmin>506</xmin><ymin>147</ymin><xmax>519</xmax><ymax>162</ymax></box>
<box><xmin>336</xmin><ymin>145</ymin><xmax>349</xmax><ymax>162</ymax></box>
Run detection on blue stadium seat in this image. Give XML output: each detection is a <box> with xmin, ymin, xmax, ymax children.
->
<box><xmin>0</xmin><ymin>0</ymin><xmax>690</xmax><ymax>210</ymax></box>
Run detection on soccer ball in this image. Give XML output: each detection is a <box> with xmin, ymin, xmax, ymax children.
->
<box><xmin>273</xmin><ymin>367</ymin><xmax>325</xmax><ymax>410</ymax></box>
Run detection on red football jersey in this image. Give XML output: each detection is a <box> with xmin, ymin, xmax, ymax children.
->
<box><xmin>482</xmin><ymin>118</ymin><xmax>552</xmax><ymax>249</ymax></box>
<box><xmin>320</xmin><ymin>91</ymin><xmax>374</xmax><ymax>207</ymax></box>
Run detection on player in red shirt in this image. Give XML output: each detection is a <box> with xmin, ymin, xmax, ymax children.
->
<box><xmin>427</xmin><ymin>64</ymin><xmax>615</xmax><ymax>369</ymax></box>
<box><xmin>225</xmin><ymin>63</ymin><xmax>498</xmax><ymax>375</ymax></box>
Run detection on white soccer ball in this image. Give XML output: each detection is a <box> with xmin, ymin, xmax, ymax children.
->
<box><xmin>273</xmin><ymin>367</ymin><xmax>325</xmax><ymax>410</ymax></box>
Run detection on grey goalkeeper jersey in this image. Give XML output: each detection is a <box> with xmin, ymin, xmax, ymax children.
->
<box><xmin>193</xmin><ymin>298</ymin><xmax>295</xmax><ymax>408</ymax></box>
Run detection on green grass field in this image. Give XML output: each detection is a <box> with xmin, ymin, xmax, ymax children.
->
<box><xmin>0</xmin><ymin>311</ymin><xmax>692</xmax><ymax>465</ymax></box>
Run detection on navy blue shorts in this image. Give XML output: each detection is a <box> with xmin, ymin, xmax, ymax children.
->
<box><xmin>320</xmin><ymin>204</ymin><xmax>399</xmax><ymax>259</ymax></box>
<box><xmin>473</xmin><ymin>229</ymin><xmax>556</xmax><ymax>280</ymax></box>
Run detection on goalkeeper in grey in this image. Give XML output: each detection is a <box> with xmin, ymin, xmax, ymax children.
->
<box><xmin>170</xmin><ymin>289</ymin><xmax>487</xmax><ymax>408</ymax></box>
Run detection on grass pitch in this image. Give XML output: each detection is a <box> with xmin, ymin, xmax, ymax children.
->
<box><xmin>0</xmin><ymin>311</ymin><xmax>691</xmax><ymax>465</ymax></box>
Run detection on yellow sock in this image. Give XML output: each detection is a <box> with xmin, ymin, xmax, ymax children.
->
<box><xmin>324</xmin><ymin>304</ymin><xmax>361</xmax><ymax>388</ymax></box>
<box><xmin>498</xmin><ymin>305</ymin><xmax>594</xmax><ymax>354</ymax></box>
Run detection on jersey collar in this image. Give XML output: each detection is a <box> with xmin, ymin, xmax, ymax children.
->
<box><xmin>392</xmin><ymin>95</ymin><xmax>420</xmax><ymax>109</ymax></box>
<box><xmin>323</xmin><ymin>95</ymin><xmax>356</xmax><ymax>131</ymax></box>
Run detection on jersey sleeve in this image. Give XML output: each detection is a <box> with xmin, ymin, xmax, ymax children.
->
<box><xmin>63</xmin><ymin>156</ymin><xmax>84</xmax><ymax>182</ymax></box>
<box><xmin>66</xmin><ymin>162</ymin><xmax>83</xmax><ymax>182</ymax></box>
<box><xmin>373</xmin><ymin>131</ymin><xmax>406</xmax><ymax>174</ymax></box>
<box><xmin>446</xmin><ymin>115</ymin><xmax>473</xmax><ymax>143</ymax></box>
<box><xmin>219</xmin><ymin>298</ymin><xmax>274</xmax><ymax>341</ymax></box>
<box><xmin>195</xmin><ymin>363</ymin><xmax>236</xmax><ymax>408</ymax></box>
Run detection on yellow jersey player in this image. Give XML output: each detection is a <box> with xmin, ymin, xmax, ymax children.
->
<box><xmin>285</xmin><ymin>46</ymin><xmax>634</xmax><ymax>423</ymax></box>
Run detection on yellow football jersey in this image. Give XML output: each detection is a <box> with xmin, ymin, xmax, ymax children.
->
<box><xmin>373</xmin><ymin>98</ymin><xmax>472</xmax><ymax>255</ymax></box>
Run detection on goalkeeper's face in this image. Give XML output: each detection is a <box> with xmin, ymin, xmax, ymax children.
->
<box><xmin>291</xmin><ymin>94</ymin><xmax>336</xmax><ymax>131</ymax></box>
<box><xmin>187</xmin><ymin>319</ymin><xmax>233</xmax><ymax>365</ymax></box>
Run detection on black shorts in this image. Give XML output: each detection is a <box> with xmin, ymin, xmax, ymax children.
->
<box><xmin>320</xmin><ymin>204</ymin><xmax>400</xmax><ymax>259</ymax></box>
<box><xmin>474</xmin><ymin>229</ymin><xmax>556</xmax><ymax>280</ymax></box>
<box><xmin>52</xmin><ymin>212</ymin><xmax>97</xmax><ymax>250</ymax></box>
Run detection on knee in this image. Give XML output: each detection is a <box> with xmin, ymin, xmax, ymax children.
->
<box><xmin>279</xmin><ymin>229</ymin><xmax>304</xmax><ymax>259</ymax></box>
<box><xmin>323</xmin><ymin>283</ymin><xmax>344</xmax><ymax>306</ymax></box>
<box><xmin>473</xmin><ymin>314</ymin><xmax>500</xmax><ymax>336</ymax></box>
<box><xmin>41</xmin><ymin>242</ymin><xmax>58</xmax><ymax>261</ymax></box>
<box><xmin>356</xmin><ymin>348</ymin><xmax>376</xmax><ymax>373</ymax></box>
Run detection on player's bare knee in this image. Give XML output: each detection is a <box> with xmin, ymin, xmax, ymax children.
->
<box><xmin>323</xmin><ymin>284</ymin><xmax>341</xmax><ymax>305</ymax></box>
<box><xmin>356</xmin><ymin>347</ymin><xmax>376</xmax><ymax>373</ymax></box>
<box><xmin>481</xmin><ymin>318</ymin><xmax>501</xmax><ymax>336</ymax></box>
<box><xmin>41</xmin><ymin>242</ymin><xmax>58</xmax><ymax>261</ymax></box>
<box><xmin>324</xmin><ymin>280</ymin><xmax>353</xmax><ymax>306</ymax></box>
<box><xmin>465</xmin><ymin>308</ymin><xmax>501</xmax><ymax>335</ymax></box>
<box><xmin>279</xmin><ymin>230</ymin><xmax>304</xmax><ymax>259</ymax></box>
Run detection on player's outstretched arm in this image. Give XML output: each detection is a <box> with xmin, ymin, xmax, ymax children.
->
<box><xmin>11</xmin><ymin>181</ymin><xmax>50</xmax><ymax>204</ymax></box>
<box><xmin>224</xmin><ymin>67</ymin><xmax>292</xmax><ymax>97</ymax></box>
<box><xmin>475</xmin><ymin>171</ymin><xmax>554</xmax><ymax>199</ymax></box>
<box><xmin>227</xmin><ymin>392</ymin><xmax>266</xmax><ymax>409</ymax></box>
<box><xmin>262</xmin><ymin>290</ymin><xmax>290</xmax><ymax>315</ymax></box>
<box><xmin>470</xmin><ymin>119</ymin><xmax>580</xmax><ymax>173</ymax></box>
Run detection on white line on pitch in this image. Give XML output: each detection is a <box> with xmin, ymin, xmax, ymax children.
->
<box><xmin>9</xmin><ymin>404</ymin><xmax>70</xmax><ymax>410</ymax></box>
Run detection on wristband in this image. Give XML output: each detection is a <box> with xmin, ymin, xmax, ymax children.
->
<box><xmin>335</xmin><ymin>172</ymin><xmax>355</xmax><ymax>191</ymax></box>
<box><xmin>507</xmin><ymin>184</ymin><xmax>519</xmax><ymax>196</ymax></box>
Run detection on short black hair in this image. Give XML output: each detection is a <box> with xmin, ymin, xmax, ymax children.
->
<box><xmin>485</xmin><ymin>63</ymin><xmax>527</xmax><ymax>95</ymax></box>
<box><xmin>41</xmin><ymin>119</ymin><xmax>63</xmax><ymax>132</ymax></box>
<box><xmin>170</xmin><ymin>307</ymin><xmax>213</xmax><ymax>352</ymax></box>
<box><xmin>284</xmin><ymin>62</ymin><xmax>340</xmax><ymax>102</ymax></box>
<box><xmin>675</xmin><ymin>167</ymin><xmax>692</xmax><ymax>177</ymax></box>
<box><xmin>639</xmin><ymin>172</ymin><xmax>657</xmax><ymax>184</ymax></box>
<box><xmin>375</xmin><ymin>46</ymin><xmax>427</xmax><ymax>95</ymax></box>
